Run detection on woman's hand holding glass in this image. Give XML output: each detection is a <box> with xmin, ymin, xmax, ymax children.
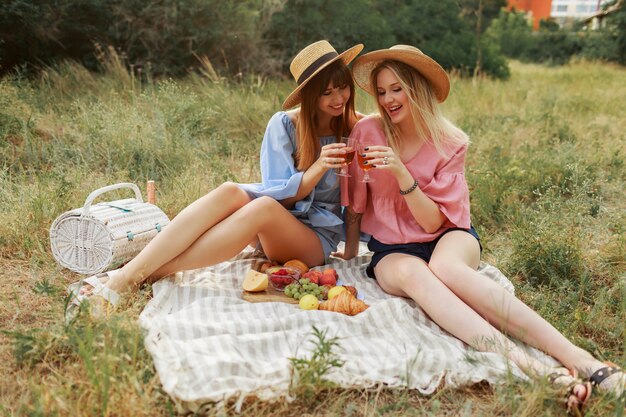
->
<box><xmin>356</xmin><ymin>143</ymin><xmax>375</xmax><ymax>183</ymax></box>
<box><xmin>318</xmin><ymin>142</ymin><xmax>348</xmax><ymax>171</ymax></box>
<box><xmin>334</xmin><ymin>137</ymin><xmax>356</xmax><ymax>177</ymax></box>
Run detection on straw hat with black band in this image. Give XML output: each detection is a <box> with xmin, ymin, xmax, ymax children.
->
<box><xmin>351</xmin><ymin>45</ymin><xmax>450</xmax><ymax>103</ymax></box>
<box><xmin>282</xmin><ymin>41</ymin><xmax>364</xmax><ymax>110</ymax></box>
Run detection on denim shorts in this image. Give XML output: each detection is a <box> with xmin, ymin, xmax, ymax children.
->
<box><xmin>366</xmin><ymin>226</ymin><xmax>482</xmax><ymax>279</ymax></box>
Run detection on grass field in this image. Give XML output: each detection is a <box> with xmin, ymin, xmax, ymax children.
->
<box><xmin>0</xmin><ymin>58</ymin><xmax>624</xmax><ymax>416</ymax></box>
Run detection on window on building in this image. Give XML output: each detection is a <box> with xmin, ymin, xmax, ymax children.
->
<box><xmin>556</xmin><ymin>5</ymin><xmax>568</xmax><ymax>12</ymax></box>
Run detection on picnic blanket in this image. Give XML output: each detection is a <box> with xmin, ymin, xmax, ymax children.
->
<box><xmin>139</xmin><ymin>243</ymin><xmax>559</xmax><ymax>412</ymax></box>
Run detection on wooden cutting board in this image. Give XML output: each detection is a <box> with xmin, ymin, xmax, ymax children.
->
<box><xmin>241</xmin><ymin>285</ymin><xmax>299</xmax><ymax>304</ymax></box>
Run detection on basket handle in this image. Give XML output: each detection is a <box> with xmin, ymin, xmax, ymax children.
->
<box><xmin>82</xmin><ymin>183</ymin><xmax>143</xmax><ymax>216</ymax></box>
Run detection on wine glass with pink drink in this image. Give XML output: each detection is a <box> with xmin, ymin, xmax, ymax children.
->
<box><xmin>334</xmin><ymin>137</ymin><xmax>356</xmax><ymax>177</ymax></box>
<box><xmin>357</xmin><ymin>143</ymin><xmax>375</xmax><ymax>182</ymax></box>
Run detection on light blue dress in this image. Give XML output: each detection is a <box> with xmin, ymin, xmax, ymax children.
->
<box><xmin>238</xmin><ymin>112</ymin><xmax>343</xmax><ymax>261</ymax></box>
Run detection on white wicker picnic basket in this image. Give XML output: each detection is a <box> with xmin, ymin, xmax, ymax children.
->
<box><xmin>50</xmin><ymin>183</ymin><xmax>170</xmax><ymax>275</ymax></box>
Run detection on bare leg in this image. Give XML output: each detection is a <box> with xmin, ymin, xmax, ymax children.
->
<box><xmin>374</xmin><ymin>254</ymin><xmax>543</xmax><ymax>364</ymax></box>
<box><xmin>119</xmin><ymin>182</ymin><xmax>253</xmax><ymax>280</ymax></box>
<box><xmin>108</xmin><ymin>196</ymin><xmax>325</xmax><ymax>292</ymax></box>
<box><xmin>428</xmin><ymin>231</ymin><xmax>619</xmax><ymax>385</ymax></box>
<box><xmin>374</xmin><ymin>253</ymin><xmax>590</xmax><ymax>407</ymax></box>
<box><xmin>79</xmin><ymin>182</ymin><xmax>251</xmax><ymax>294</ymax></box>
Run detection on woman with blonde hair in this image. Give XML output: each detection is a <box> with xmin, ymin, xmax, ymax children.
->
<box><xmin>70</xmin><ymin>40</ymin><xmax>363</xmax><ymax>313</ymax></box>
<box><xmin>338</xmin><ymin>45</ymin><xmax>625</xmax><ymax>414</ymax></box>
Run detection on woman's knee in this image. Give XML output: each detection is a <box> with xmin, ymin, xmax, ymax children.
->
<box><xmin>428</xmin><ymin>257</ymin><xmax>467</xmax><ymax>285</ymax></box>
<box><xmin>238</xmin><ymin>196</ymin><xmax>284</xmax><ymax>224</ymax></box>
<box><xmin>378</xmin><ymin>260</ymin><xmax>427</xmax><ymax>295</ymax></box>
<box><xmin>211</xmin><ymin>182</ymin><xmax>250</xmax><ymax>206</ymax></box>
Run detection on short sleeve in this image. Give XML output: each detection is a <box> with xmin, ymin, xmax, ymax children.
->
<box><xmin>420</xmin><ymin>144</ymin><xmax>470</xmax><ymax>228</ymax></box>
<box><xmin>341</xmin><ymin>121</ymin><xmax>368</xmax><ymax>213</ymax></box>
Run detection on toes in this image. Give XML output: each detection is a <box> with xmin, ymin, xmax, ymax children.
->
<box><xmin>566</xmin><ymin>394</ymin><xmax>581</xmax><ymax>414</ymax></box>
<box><xmin>78</xmin><ymin>275</ymin><xmax>110</xmax><ymax>295</ymax></box>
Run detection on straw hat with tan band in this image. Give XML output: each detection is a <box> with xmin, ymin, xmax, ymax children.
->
<box><xmin>282</xmin><ymin>40</ymin><xmax>364</xmax><ymax>110</ymax></box>
<box><xmin>352</xmin><ymin>45</ymin><xmax>450</xmax><ymax>103</ymax></box>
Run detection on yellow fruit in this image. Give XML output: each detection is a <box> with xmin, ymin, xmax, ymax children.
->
<box><xmin>327</xmin><ymin>286</ymin><xmax>347</xmax><ymax>300</ymax></box>
<box><xmin>242</xmin><ymin>269</ymin><xmax>268</xmax><ymax>292</ymax></box>
<box><xmin>299</xmin><ymin>294</ymin><xmax>319</xmax><ymax>310</ymax></box>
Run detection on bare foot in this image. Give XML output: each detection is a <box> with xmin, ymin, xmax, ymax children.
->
<box><xmin>549</xmin><ymin>369</ymin><xmax>592</xmax><ymax>414</ymax></box>
<box><xmin>78</xmin><ymin>271</ymin><xmax>117</xmax><ymax>295</ymax></box>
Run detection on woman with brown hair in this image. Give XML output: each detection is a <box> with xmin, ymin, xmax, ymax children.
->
<box><xmin>70</xmin><ymin>40</ymin><xmax>363</xmax><ymax>314</ymax></box>
<box><xmin>338</xmin><ymin>45</ymin><xmax>625</xmax><ymax>414</ymax></box>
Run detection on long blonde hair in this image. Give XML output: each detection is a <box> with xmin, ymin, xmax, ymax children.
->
<box><xmin>295</xmin><ymin>60</ymin><xmax>358</xmax><ymax>171</ymax></box>
<box><xmin>371</xmin><ymin>60</ymin><xmax>468</xmax><ymax>155</ymax></box>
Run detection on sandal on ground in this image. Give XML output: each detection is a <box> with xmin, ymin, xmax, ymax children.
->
<box><xmin>65</xmin><ymin>272</ymin><xmax>121</xmax><ymax>321</ymax></box>
<box><xmin>587</xmin><ymin>362</ymin><xmax>626</xmax><ymax>398</ymax></box>
<box><xmin>549</xmin><ymin>370</ymin><xmax>592</xmax><ymax>416</ymax></box>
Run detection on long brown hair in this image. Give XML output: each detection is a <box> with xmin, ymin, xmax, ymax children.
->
<box><xmin>295</xmin><ymin>60</ymin><xmax>358</xmax><ymax>171</ymax></box>
<box><xmin>371</xmin><ymin>60</ymin><xmax>468</xmax><ymax>156</ymax></box>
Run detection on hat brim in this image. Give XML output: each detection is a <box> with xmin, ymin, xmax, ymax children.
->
<box><xmin>282</xmin><ymin>44</ymin><xmax>364</xmax><ymax>110</ymax></box>
<box><xmin>352</xmin><ymin>48</ymin><xmax>450</xmax><ymax>103</ymax></box>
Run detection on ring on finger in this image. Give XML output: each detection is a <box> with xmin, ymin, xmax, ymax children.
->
<box><xmin>383</xmin><ymin>156</ymin><xmax>389</xmax><ymax>165</ymax></box>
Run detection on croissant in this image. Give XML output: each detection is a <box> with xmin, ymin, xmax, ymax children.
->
<box><xmin>319</xmin><ymin>291</ymin><xmax>368</xmax><ymax>316</ymax></box>
<box><xmin>343</xmin><ymin>285</ymin><xmax>358</xmax><ymax>297</ymax></box>
<box><xmin>284</xmin><ymin>259</ymin><xmax>309</xmax><ymax>274</ymax></box>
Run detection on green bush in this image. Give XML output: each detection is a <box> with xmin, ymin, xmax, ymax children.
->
<box><xmin>523</xmin><ymin>31</ymin><xmax>583</xmax><ymax>65</ymax></box>
<box><xmin>486</xmin><ymin>10</ymin><xmax>533</xmax><ymax>59</ymax></box>
<box><xmin>580</xmin><ymin>29</ymin><xmax>620</xmax><ymax>62</ymax></box>
<box><xmin>0</xmin><ymin>0</ymin><xmax>273</xmax><ymax>76</ymax></box>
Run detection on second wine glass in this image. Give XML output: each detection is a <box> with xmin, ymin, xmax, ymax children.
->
<box><xmin>335</xmin><ymin>137</ymin><xmax>356</xmax><ymax>177</ymax></box>
<box><xmin>357</xmin><ymin>143</ymin><xmax>375</xmax><ymax>182</ymax></box>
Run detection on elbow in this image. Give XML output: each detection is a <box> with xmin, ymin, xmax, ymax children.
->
<box><xmin>421</xmin><ymin>217</ymin><xmax>446</xmax><ymax>234</ymax></box>
<box><xmin>422</xmin><ymin>223</ymin><xmax>441</xmax><ymax>234</ymax></box>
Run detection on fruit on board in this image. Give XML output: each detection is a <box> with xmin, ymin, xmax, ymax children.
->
<box><xmin>299</xmin><ymin>294</ymin><xmax>319</xmax><ymax>310</ymax></box>
<box><xmin>284</xmin><ymin>259</ymin><xmax>309</xmax><ymax>274</ymax></box>
<box><xmin>327</xmin><ymin>286</ymin><xmax>347</xmax><ymax>300</ymax></box>
<box><xmin>242</xmin><ymin>269</ymin><xmax>268</xmax><ymax>292</ymax></box>
<box><xmin>319</xmin><ymin>268</ymin><xmax>338</xmax><ymax>286</ymax></box>
<box><xmin>302</xmin><ymin>269</ymin><xmax>322</xmax><ymax>285</ymax></box>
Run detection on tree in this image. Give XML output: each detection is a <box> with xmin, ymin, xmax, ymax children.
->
<box><xmin>486</xmin><ymin>10</ymin><xmax>533</xmax><ymax>59</ymax></box>
<box><xmin>265</xmin><ymin>0</ymin><xmax>395</xmax><ymax>67</ymax></box>
<box><xmin>615</xmin><ymin>0</ymin><xmax>626</xmax><ymax>64</ymax></box>
<box><xmin>457</xmin><ymin>0</ymin><xmax>506</xmax><ymax>75</ymax></box>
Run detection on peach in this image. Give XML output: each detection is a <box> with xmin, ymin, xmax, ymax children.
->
<box><xmin>319</xmin><ymin>268</ymin><xmax>338</xmax><ymax>286</ymax></box>
<box><xmin>302</xmin><ymin>270</ymin><xmax>322</xmax><ymax>284</ymax></box>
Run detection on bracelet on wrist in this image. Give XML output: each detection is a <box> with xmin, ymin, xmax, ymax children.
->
<box><xmin>399</xmin><ymin>179</ymin><xmax>419</xmax><ymax>195</ymax></box>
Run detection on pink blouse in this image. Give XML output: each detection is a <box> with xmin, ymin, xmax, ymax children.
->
<box><xmin>342</xmin><ymin>116</ymin><xmax>471</xmax><ymax>244</ymax></box>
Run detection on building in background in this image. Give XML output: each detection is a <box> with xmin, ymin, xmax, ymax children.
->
<box><xmin>582</xmin><ymin>0</ymin><xmax>624</xmax><ymax>30</ymax></box>
<box><xmin>551</xmin><ymin>0</ymin><xmax>612</xmax><ymax>26</ymax></box>
<box><xmin>507</xmin><ymin>0</ymin><xmax>613</xmax><ymax>29</ymax></box>
<box><xmin>507</xmin><ymin>0</ymin><xmax>552</xmax><ymax>30</ymax></box>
